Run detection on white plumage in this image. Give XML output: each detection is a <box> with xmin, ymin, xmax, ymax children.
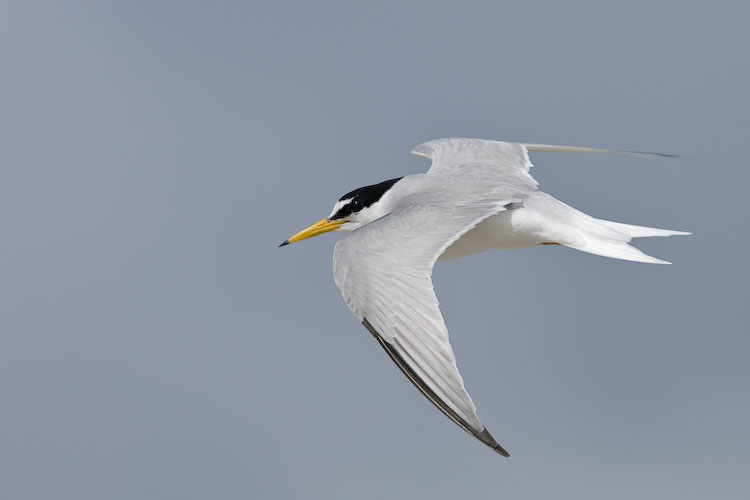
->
<box><xmin>284</xmin><ymin>138</ymin><xmax>689</xmax><ymax>456</ymax></box>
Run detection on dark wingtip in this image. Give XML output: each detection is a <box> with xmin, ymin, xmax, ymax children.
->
<box><xmin>477</xmin><ymin>427</ymin><xmax>510</xmax><ymax>457</ymax></box>
<box><xmin>362</xmin><ymin>317</ymin><xmax>511</xmax><ymax>458</ymax></box>
<box><xmin>278</xmin><ymin>240</ymin><xmax>289</xmax><ymax>247</ymax></box>
<box><xmin>623</xmin><ymin>150</ymin><xmax>680</xmax><ymax>159</ymax></box>
<box><xmin>494</xmin><ymin>444</ymin><xmax>511</xmax><ymax>458</ymax></box>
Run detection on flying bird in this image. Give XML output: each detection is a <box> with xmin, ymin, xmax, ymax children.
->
<box><xmin>279</xmin><ymin>138</ymin><xmax>689</xmax><ymax>457</ymax></box>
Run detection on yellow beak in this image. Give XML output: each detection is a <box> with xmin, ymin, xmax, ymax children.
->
<box><xmin>279</xmin><ymin>218</ymin><xmax>346</xmax><ymax>246</ymax></box>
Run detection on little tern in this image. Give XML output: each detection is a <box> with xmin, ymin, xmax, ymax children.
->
<box><xmin>280</xmin><ymin>138</ymin><xmax>689</xmax><ymax>456</ymax></box>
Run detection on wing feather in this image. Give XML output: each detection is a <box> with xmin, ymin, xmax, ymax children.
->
<box><xmin>333</xmin><ymin>193</ymin><xmax>512</xmax><ymax>455</ymax></box>
<box><xmin>412</xmin><ymin>138</ymin><xmax>538</xmax><ymax>191</ymax></box>
<box><xmin>524</xmin><ymin>143</ymin><xmax>676</xmax><ymax>157</ymax></box>
<box><xmin>411</xmin><ymin>138</ymin><xmax>674</xmax><ymax>190</ymax></box>
<box><xmin>364</xmin><ymin>319</ymin><xmax>509</xmax><ymax>457</ymax></box>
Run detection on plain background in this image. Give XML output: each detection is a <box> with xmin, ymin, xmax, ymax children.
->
<box><xmin>2</xmin><ymin>1</ymin><xmax>748</xmax><ymax>499</ymax></box>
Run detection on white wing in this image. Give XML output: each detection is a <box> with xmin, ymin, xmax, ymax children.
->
<box><xmin>412</xmin><ymin>138</ymin><xmax>539</xmax><ymax>192</ymax></box>
<box><xmin>412</xmin><ymin>138</ymin><xmax>674</xmax><ymax>191</ymax></box>
<box><xmin>333</xmin><ymin>192</ymin><xmax>513</xmax><ymax>456</ymax></box>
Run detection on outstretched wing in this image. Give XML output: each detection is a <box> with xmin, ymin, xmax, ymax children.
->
<box><xmin>412</xmin><ymin>138</ymin><xmax>673</xmax><ymax>192</ymax></box>
<box><xmin>333</xmin><ymin>192</ymin><xmax>513</xmax><ymax>456</ymax></box>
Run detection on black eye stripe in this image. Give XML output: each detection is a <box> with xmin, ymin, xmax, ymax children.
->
<box><xmin>331</xmin><ymin>177</ymin><xmax>402</xmax><ymax>220</ymax></box>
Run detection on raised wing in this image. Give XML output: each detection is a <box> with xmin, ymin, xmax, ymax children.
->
<box><xmin>411</xmin><ymin>138</ymin><xmax>674</xmax><ymax>192</ymax></box>
<box><xmin>333</xmin><ymin>192</ymin><xmax>512</xmax><ymax>456</ymax></box>
<box><xmin>412</xmin><ymin>138</ymin><xmax>538</xmax><ymax>192</ymax></box>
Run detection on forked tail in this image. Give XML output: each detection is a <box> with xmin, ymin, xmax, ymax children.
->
<box><xmin>562</xmin><ymin>218</ymin><xmax>690</xmax><ymax>264</ymax></box>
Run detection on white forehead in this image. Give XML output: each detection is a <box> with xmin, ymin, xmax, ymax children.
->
<box><xmin>328</xmin><ymin>198</ymin><xmax>352</xmax><ymax>219</ymax></box>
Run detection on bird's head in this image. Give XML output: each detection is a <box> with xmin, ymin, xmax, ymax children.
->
<box><xmin>279</xmin><ymin>177</ymin><xmax>402</xmax><ymax>246</ymax></box>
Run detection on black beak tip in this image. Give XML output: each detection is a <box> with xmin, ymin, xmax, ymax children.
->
<box><xmin>278</xmin><ymin>240</ymin><xmax>289</xmax><ymax>247</ymax></box>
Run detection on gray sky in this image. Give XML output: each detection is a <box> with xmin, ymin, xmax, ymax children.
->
<box><xmin>1</xmin><ymin>1</ymin><xmax>748</xmax><ymax>499</ymax></box>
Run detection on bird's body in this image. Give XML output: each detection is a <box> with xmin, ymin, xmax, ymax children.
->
<box><xmin>281</xmin><ymin>138</ymin><xmax>689</xmax><ymax>456</ymax></box>
<box><xmin>440</xmin><ymin>191</ymin><xmax>683</xmax><ymax>261</ymax></box>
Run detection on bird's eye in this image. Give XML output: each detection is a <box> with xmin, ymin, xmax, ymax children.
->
<box><xmin>351</xmin><ymin>199</ymin><xmax>361</xmax><ymax>209</ymax></box>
